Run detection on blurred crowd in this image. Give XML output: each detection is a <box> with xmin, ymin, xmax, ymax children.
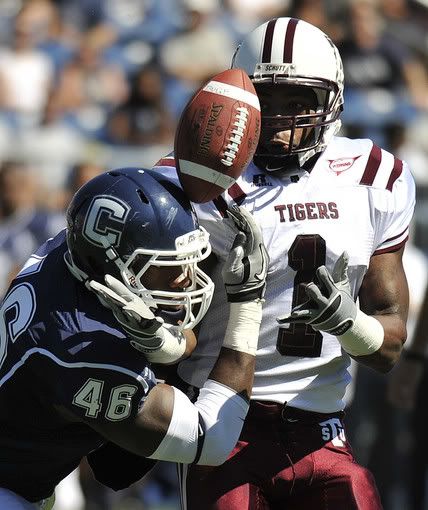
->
<box><xmin>0</xmin><ymin>0</ymin><xmax>427</xmax><ymax>509</ymax></box>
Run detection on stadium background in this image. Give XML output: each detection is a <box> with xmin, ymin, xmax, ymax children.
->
<box><xmin>0</xmin><ymin>0</ymin><xmax>427</xmax><ymax>509</ymax></box>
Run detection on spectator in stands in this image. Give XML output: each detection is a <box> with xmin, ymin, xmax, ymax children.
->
<box><xmin>14</xmin><ymin>90</ymin><xmax>87</xmax><ymax>197</ymax></box>
<box><xmin>159</xmin><ymin>0</ymin><xmax>236</xmax><ymax>118</ymax></box>
<box><xmin>54</xmin><ymin>29</ymin><xmax>129</xmax><ymax>138</ymax></box>
<box><xmin>0</xmin><ymin>4</ymin><xmax>54</xmax><ymax>127</ymax></box>
<box><xmin>337</xmin><ymin>0</ymin><xmax>427</xmax><ymax>145</ymax></box>
<box><xmin>105</xmin><ymin>63</ymin><xmax>174</xmax><ymax>147</ymax></box>
<box><xmin>0</xmin><ymin>160</ymin><xmax>64</xmax><ymax>296</ymax></box>
<box><xmin>20</xmin><ymin>0</ymin><xmax>75</xmax><ymax>76</ymax></box>
<box><xmin>379</xmin><ymin>0</ymin><xmax>428</xmax><ymax>62</ymax></box>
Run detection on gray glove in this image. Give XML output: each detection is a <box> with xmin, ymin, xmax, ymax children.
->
<box><xmin>222</xmin><ymin>205</ymin><xmax>269</xmax><ymax>302</ymax></box>
<box><xmin>89</xmin><ymin>275</ymin><xmax>166</xmax><ymax>350</ymax></box>
<box><xmin>277</xmin><ymin>252</ymin><xmax>357</xmax><ymax>335</ymax></box>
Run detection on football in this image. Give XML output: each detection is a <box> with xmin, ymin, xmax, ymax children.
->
<box><xmin>174</xmin><ymin>68</ymin><xmax>260</xmax><ymax>203</ymax></box>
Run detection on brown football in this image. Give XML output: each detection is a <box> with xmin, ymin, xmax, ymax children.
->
<box><xmin>174</xmin><ymin>68</ymin><xmax>260</xmax><ymax>203</ymax></box>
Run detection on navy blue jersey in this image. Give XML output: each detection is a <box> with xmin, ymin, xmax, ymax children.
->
<box><xmin>0</xmin><ymin>230</ymin><xmax>156</xmax><ymax>502</ymax></box>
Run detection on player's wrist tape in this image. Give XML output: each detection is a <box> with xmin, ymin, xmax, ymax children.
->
<box><xmin>147</xmin><ymin>380</ymin><xmax>248</xmax><ymax>466</ymax></box>
<box><xmin>337</xmin><ymin>309</ymin><xmax>384</xmax><ymax>357</ymax></box>
<box><xmin>129</xmin><ymin>327</ymin><xmax>186</xmax><ymax>364</ymax></box>
<box><xmin>222</xmin><ymin>300</ymin><xmax>263</xmax><ymax>355</ymax></box>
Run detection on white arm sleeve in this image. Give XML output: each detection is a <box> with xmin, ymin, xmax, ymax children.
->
<box><xmin>147</xmin><ymin>380</ymin><xmax>249</xmax><ymax>466</ymax></box>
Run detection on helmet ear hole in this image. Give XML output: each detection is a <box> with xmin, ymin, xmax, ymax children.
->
<box><xmin>137</xmin><ymin>189</ymin><xmax>149</xmax><ymax>204</ymax></box>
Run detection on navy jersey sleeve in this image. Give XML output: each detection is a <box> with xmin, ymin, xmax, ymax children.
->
<box><xmin>4</xmin><ymin>231</ymin><xmax>157</xmax><ymax>426</ymax></box>
<box><xmin>0</xmin><ymin>231</ymin><xmax>159</xmax><ymax>502</ymax></box>
<box><xmin>26</xmin><ymin>292</ymin><xmax>157</xmax><ymax>425</ymax></box>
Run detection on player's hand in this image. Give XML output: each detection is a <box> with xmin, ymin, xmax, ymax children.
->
<box><xmin>222</xmin><ymin>205</ymin><xmax>269</xmax><ymax>302</ymax></box>
<box><xmin>89</xmin><ymin>275</ymin><xmax>165</xmax><ymax>350</ymax></box>
<box><xmin>277</xmin><ymin>252</ymin><xmax>357</xmax><ymax>335</ymax></box>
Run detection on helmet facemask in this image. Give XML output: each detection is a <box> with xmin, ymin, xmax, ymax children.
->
<box><xmin>253</xmin><ymin>78</ymin><xmax>342</xmax><ymax>170</ymax></box>
<box><xmin>230</xmin><ymin>17</ymin><xmax>345</xmax><ymax>170</ymax></box>
<box><xmin>65</xmin><ymin>168</ymin><xmax>215</xmax><ymax>333</ymax></box>
<box><xmin>115</xmin><ymin>227</ymin><xmax>214</xmax><ymax>331</ymax></box>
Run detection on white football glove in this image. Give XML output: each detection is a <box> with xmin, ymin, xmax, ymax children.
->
<box><xmin>89</xmin><ymin>276</ymin><xmax>185</xmax><ymax>361</ymax></box>
<box><xmin>277</xmin><ymin>252</ymin><xmax>357</xmax><ymax>335</ymax></box>
<box><xmin>222</xmin><ymin>205</ymin><xmax>269</xmax><ymax>303</ymax></box>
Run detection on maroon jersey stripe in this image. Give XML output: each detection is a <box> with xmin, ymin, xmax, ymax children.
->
<box><xmin>283</xmin><ymin>18</ymin><xmax>299</xmax><ymax>63</ymax></box>
<box><xmin>154</xmin><ymin>157</ymin><xmax>176</xmax><ymax>168</ymax></box>
<box><xmin>262</xmin><ymin>19</ymin><xmax>277</xmax><ymax>62</ymax></box>
<box><xmin>383</xmin><ymin>226</ymin><xmax>409</xmax><ymax>244</ymax></box>
<box><xmin>212</xmin><ymin>183</ymin><xmax>246</xmax><ymax>216</ymax></box>
<box><xmin>386</xmin><ymin>157</ymin><xmax>403</xmax><ymax>191</ymax></box>
<box><xmin>359</xmin><ymin>144</ymin><xmax>382</xmax><ymax>186</ymax></box>
<box><xmin>373</xmin><ymin>236</ymin><xmax>408</xmax><ymax>255</ymax></box>
<box><xmin>228</xmin><ymin>183</ymin><xmax>247</xmax><ymax>205</ymax></box>
<box><xmin>213</xmin><ymin>195</ymin><xmax>228</xmax><ymax>217</ymax></box>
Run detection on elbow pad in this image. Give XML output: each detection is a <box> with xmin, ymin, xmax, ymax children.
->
<box><xmin>147</xmin><ymin>380</ymin><xmax>249</xmax><ymax>466</ymax></box>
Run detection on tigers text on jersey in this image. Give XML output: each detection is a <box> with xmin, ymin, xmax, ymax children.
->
<box><xmin>154</xmin><ymin>136</ymin><xmax>415</xmax><ymax>413</ymax></box>
<box><xmin>0</xmin><ymin>230</ymin><xmax>156</xmax><ymax>502</ymax></box>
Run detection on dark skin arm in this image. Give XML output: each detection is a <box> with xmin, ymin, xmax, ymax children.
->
<box><xmin>86</xmin><ymin>348</ymin><xmax>254</xmax><ymax>458</ymax></box>
<box><xmin>387</xmin><ymin>280</ymin><xmax>428</xmax><ymax>410</ymax></box>
<box><xmin>354</xmin><ymin>246</ymin><xmax>409</xmax><ymax>373</ymax></box>
<box><xmin>153</xmin><ymin>252</ymin><xmax>219</xmax><ymax>382</ymax></box>
<box><xmin>88</xmin><ymin>249</ymin><xmax>256</xmax><ymax>457</ymax></box>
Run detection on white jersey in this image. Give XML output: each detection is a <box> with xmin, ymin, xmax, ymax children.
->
<box><xmin>153</xmin><ymin>136</ymin><xmax>415</xmax><ymax>412</ymax></box>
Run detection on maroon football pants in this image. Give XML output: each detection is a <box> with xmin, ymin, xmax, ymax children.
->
<box><xmin>178</xmin><ymin>401</ymin><xmax>382</xmax><ymax>510</ymax></box>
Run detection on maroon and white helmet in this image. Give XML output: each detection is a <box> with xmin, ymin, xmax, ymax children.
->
<box><xmin>231</xmin><ymin>17</ymin><xmax>344</xmax><ymax>166</ymax></box>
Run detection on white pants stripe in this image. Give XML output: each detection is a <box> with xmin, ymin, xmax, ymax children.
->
<box><xmin>177</xmin><ymin>462</ymin><xmax>189</xmax><ymax>510</ymax></box>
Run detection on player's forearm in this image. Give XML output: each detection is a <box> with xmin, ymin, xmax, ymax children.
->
<box><xmin>208</xmin><ymin>348</ymin><xmax>256</xmax><ymax>401</ymax></box>
<box><xmin>207</xmin><ymin>300</ymin><xmax>263</xmax><ymax>399</ymax></box>
<box><xmin>351</xmin><ymin>313</ymin><xmax>406</xmax><ymax>373</ymax></box>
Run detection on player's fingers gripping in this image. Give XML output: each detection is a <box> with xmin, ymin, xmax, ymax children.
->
<box><xmin>104</xmin><ymin>275</ymin><xmax>134</xmax><ymax>303</ymax></box>
<box><xmin>316</xmin><ymin>266</ymin><xmax>337</xmax><ymax>295</ymax></box>
<box><xmin>104</xmin><ymin>275</ymin><xmax>156</xmax><ymax>322</ymax></box>
<box><xmin>304</xmin><ymin>282</ymin><xmax>326</xmax><ymax>303</ymax></box>
<box><xmin>276</xmin><ymin>296</ymin><xmax>314</xmax><ymax>324</ymax></box>
<box><xmin>227</xmin><ymin>204</ymin><xmax>263</xmax><ymax>253</ymax></box>
<box><xmin>332</xmin><ymin>251</ymin><xmax>349</xmax><ymax>284</ymax></box>
<box><xmin>88</xmin><ymin>280</ymin><xmax>127</xmax><ymax>310</ymax></box>
<box><xmin>228</xmin><ymin>231</ymin><xmax>247</xmax><ymax>272</ymax></box>
<box><xmin>277</xmin><ymin>281</ymin><xmax>328</xmax><ymax>325</ymax></box>
<box><xmin>228</xmin><ymin>205</ymin><xmax>269</xmax><ymax>281</ymax></box>
<box><xmin>222</xmin><ymin>205</ymin><xmax>269</xmax><ymax>302</ymax></box>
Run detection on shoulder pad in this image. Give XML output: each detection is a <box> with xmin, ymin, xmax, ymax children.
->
<box><xmin>323</xmin><ymin>137</ymin><xmax>403</xmax><ymax>191</ymax></box>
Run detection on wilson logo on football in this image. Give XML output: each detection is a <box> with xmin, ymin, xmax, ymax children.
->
<box><xmin>327</xmin><ymin>156</ymin><xmax>361</xmax><ymax>175</ymax></box>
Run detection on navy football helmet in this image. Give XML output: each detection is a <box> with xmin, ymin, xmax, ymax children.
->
<box><xmin>65</xmin><ymin>167</ymin><xmax>213</xmax><ymax>330</ymax></box>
